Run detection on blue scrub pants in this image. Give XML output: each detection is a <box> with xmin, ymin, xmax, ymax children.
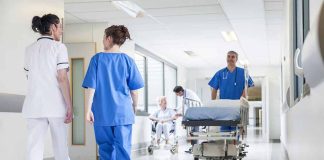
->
<box><xmin>94</xmin><ymin>125</ymin><xmax>132</xmax><ymax>160</ymax></box>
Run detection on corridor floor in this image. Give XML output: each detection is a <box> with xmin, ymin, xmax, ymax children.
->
<box><xmin>132</xmin><ymin>126</ymin><xmax>289</xmax><ymax>160</ymax></box>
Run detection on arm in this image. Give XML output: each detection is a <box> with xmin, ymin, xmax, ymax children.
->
<box><xmin>242</xmin><ymin>76</ymin><xmax>254</xmax><ymax>98</ymax></box>
<box><xmin>162</xmin><ymin>115</ymin><xmax>177</xmax><ymax>123</ymax></box>
<box><xmin>211</xmin><ymin>88</ymin><xmax>218</xmax><ymax>100</ymax></box>
<box><xmin>209</xmin><ymin>72</ymin><xmax>219</xmax><ymax>100</ymax></box>
<box><xmin>130</xmin><ymin>90</ymin><xmax>138</xmax><ymax>113</ymax></box>
<box><xmin>149</xmin><ymin>114</ymin><xmax>159</xmax><ymax>121</ymax></box>
<box><xmin>57</xmin><ymin>69</ymin><xmax>73</xmax><ymax>124</ymax></box>
<box><xmin>86</xmin><ymin>88</ymin><xmax>95</xmax><ymax>124</ymax></box>
<box><xmin>175</xmin><ymin>101</ymin><xmax>184</xmax><ymax>117</ymax></box>
<box><xmin>241</xmin><ymin>88</ymin><xmax>247</xmax><ymax>98</ymax></box>
<box><xmin>162</xmin><ymin>110</ymin><xmax>178</xmax><ymax>123</ymax></box>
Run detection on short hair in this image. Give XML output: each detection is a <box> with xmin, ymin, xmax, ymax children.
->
<box><xmin>173</xmin><ymin>86</ymin><xmax>184</xmax><ymax>93</ymax></box>
<box><xmin>157</xmin><ymin>96</ymin><xmax>167</xmax><ymax>105</ymax></box>
<box><xmin>227</xmin><ymin>50</ymin><xmax>238</xmax><ymax>59</ymax></box>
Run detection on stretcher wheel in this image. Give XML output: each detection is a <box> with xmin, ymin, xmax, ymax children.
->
<box><xmin>170</xmin><ymin>145</ymin><xmax>178</xmax><ymax>154</ymax></box>
<box><xmin>147</xmin><ymin>145</ymin><xmax>154</xmax><ymax>155</ymax></box>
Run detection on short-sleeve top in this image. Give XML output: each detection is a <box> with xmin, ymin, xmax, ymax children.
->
<box><xmin>82</xmin><ymin>53</ymin><xmax>144</xmax><ymax>126</ymax></box>
<box><xmin>208</xmin><ymin>67</ymin><xmax>254</xmax><ymax>100</ymax></box>
<box><xmin>22</xmin><ymin>36</ymin><xmax>69</xmax><ymax>118</ymax></box>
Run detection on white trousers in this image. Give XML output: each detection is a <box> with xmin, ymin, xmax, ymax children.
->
<box><xmin>26</xmin><ymin>118</ymin><xmax>70</xmax><ymax>160</ymax></box>
<box><xmin>156</xmin><ymin>122</ymin><xmax>172</xmax><ymax>140</ymax></box>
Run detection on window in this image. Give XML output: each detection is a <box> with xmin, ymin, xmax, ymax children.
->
<box><xmin>147</xmin><ymin>57</ymin><xmax>164</xmax><ymax>114</ymax></box>
<box><xmin>71</xmin><ymin>58</ymin><xmax>85</xmax><ymax>145</ymax></box>
<box><xmin>134</xmin><ymin>54</ymin><xmax>146</xmax><ymax>112</ymax></box>
<box><xmin>134</xmin><ymin>45</ymin><xmax>178</xmax><ymax>115</ymax></box>
<box><xmin>292</xmin><ymin>0</ymin><xmax>309</xmax><ymax>102</ymax></box>
<box><xmin>164</xmin><ymin>65</ymin><xmax>177</xmax><ymax>107</ymax></box>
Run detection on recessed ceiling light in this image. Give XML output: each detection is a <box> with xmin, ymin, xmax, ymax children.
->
<box><xmin>112</xmin><ymin>1</ymin><xmax>145</xmax><ymax>18</ymax></box>
<box><xmin>221</xmin><ymin>31</ymin><xmax>238</xmax><ymax>42</ymax></box>
<box><xmin>184</xmin><ymin>51</ymin><xmax>198</xmax><ymax>56</ymax></box>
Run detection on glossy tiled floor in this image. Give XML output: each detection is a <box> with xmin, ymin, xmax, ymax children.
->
<box><xmin>132</xmin><ymin>126</ymin><xmax>289</xmax><ymax>160</ymax></box>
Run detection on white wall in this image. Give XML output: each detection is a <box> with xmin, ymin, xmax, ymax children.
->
<box><xmin>186</xmin><ymin>65</ymin><xmax>281</xmax><ymax>140</ymax></box>
<box><xmin>0</xmin><ymin>0</ymin><xmax>64</xmax><ymax>159</ymax></box>
<box><xmin>281</xmin><ymin>0</ymin><xmax>324</xmax><ymax>159</ymax></box>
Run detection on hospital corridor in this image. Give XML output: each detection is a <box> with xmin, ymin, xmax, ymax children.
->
<box><xmin>0</xmin><ymin>0</ymin><xmax>324</xmax><ymax>160</ymax></box>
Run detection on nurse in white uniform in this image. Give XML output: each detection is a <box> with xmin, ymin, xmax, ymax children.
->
<box><xmin>23</xmin><ymin>14</ymin><xmax>72</xmax><ymax>160</ymax></box>
<box><xmin>149</xmin><ymin>96</ymin><xmax>177</xmax><ymax>145</ymax></box>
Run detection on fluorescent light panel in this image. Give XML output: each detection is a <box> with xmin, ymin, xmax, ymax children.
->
<box><xmin>221</xmin><ymin>31</ymin><xmax>238</xmax><ymax>42</ymax></box>
<box><xmin>112</xmin><ymin>1</ymin><xmax>145</xmax><ymax>18</ymax></box>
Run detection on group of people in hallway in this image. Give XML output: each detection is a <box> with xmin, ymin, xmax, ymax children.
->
<box><xmin>22</xmin><ymin>13</ymin><xmax>254</xmax><ymax>160</ymax></box>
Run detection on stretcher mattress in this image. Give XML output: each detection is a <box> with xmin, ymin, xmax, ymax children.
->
<box><xmin>183</xmin><ymin>106</ymin><xmax>240</xmax><ymax>121</ymax></box>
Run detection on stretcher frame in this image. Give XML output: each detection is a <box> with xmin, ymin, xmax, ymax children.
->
<box><xmin>182</xmin><ymin>98</ymin><xmax>249</xmax><ymax>160</ymax></box>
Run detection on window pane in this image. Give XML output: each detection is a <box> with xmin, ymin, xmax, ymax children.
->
<box><xmin>147</xmin><ymin>57</ymin><xmax>163</xmax><ymax>114</ymax></box>
<box><xmin>164</xmin><ymin>65</ymin><xmax>177</xmax><ymax>108</ymax></box>
<box><xmin>293</xmin><ymin>0</ymin><xmax>310</xmax><ymax>101</ymax></box>
<box><xmin>72</xmin><ymin>59</ymin><xmax>85</xmax><ymax>145</ymax></box>
<box><xmin>134</xmin><ymin>53</ymin><xmax>146</xmax><ymax>112</ymax></box>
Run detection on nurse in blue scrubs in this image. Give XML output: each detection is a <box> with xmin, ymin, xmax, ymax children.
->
<box><xmin>208</xmin><ymin>51</ymin><xmax>254</xmax><ymax>131</ymax></box>
<box><xmin>82</xmin><ymin>25</ymin><xmax>144</xmax><ymax>160</ymax></box>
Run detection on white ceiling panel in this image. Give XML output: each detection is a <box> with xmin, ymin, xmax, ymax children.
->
<box><xmin>265</xmin><ymin>10</ymin><xmax>283</xmax><ymax>18</ymax></box>
<box><xmin>133</xmin><ymin>0</ymin><xmax>219</xmax><ymax>9</ymax></box>
<box><xmin>156</xmin><ymin>14</ymin><xmax>228</xmax><ymax>24</ymax></box>
<box><xmin>64</xmin><ymin>11</ymin><xmax>86</xmax><ymax>23</ymax></box>
<box><xmin>65</xmin><ymin>1</ymin><xmax>118</xmax><ymax>13</ymax></box>
<box><xmin>64</xmin><ymin>0</ymin><xmax>283</xmax><ymax>68</ymax></box>
<box><xmin>264</xmin><ymin>1</ymin><xmax>284</xmax><ymax>11</ymax></box>
<box><xmin>146</xmin><ymin>5</ymin><xmax>223</xmax><ymax>17</ymax></box>
<box><xmin>72</xmin><ymin>11</ymin><xmax>131</xmax><ymax>21</ymax></box>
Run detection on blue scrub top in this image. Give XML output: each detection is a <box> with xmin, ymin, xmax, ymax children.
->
<box><xmin>208</xmin><ymin>67</ymin><xmax>254</xmax><ymax>100</ymax></box>
<box><xmin>82</xmin><ymin>53</ymin><xmax>144</xmax><ymax>126</ymax></box>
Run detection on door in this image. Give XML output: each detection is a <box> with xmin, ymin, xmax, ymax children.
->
<box><xmin>66</xmin><ymin>42</ymin><xmax>97</xmax><ymax>160</ymax></box>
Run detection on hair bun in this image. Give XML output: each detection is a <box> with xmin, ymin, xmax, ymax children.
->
<box><xmin>31</xmin><ymin>14</ymin><xmax>60</xmax><ymax>35</ymax></box>
<box><xmin>120</xmin><ymin>25</ymin><xmax>127</xmax><ymax>33</ymax></box>
<box><xmin>119</xmin><ymin>25</ymin><xmax>130</xmax><ymax>40</ymax></box>
<box><xmin>32</xmin><ymin>16</ymin><xmax>42</xmax><ymax>33</ymax></box>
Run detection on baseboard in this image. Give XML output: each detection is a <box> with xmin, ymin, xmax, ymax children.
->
<box><xmin>270</xmin><ymin>139</ymin><xmax>281</xmax><ymax>143</ymax></box>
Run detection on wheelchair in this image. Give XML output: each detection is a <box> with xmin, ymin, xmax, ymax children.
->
<box><xmin>147</xmin><ymin>120</ymin><xmax>179</xmax><ymax>155</ymax></box>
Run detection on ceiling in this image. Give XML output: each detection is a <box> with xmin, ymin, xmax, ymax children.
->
<box><xmin>64</xmin><ymin>0</ymin><xmax>283</xmax><ymax>69</ymax></box>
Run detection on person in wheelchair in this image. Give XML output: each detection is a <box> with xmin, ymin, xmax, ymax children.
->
<box><xmin>149</xmin><ymin>96</ymin><xmax>177</xmax><ymax>145</ymax></box>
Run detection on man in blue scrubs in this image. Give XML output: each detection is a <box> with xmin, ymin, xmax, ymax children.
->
<box><xmin>208</xmin><ymin>51</ymin><xmax>254</xmax><ymax>131</ymax></box>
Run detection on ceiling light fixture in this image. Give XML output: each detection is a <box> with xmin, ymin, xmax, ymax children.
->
<box><xmin>221</xmin><ymin>31</ymin><xmax>238</xmax><ymax>42</ymax></box>
<box><xmin>112</xmin><ymin>1</ymin><xmax>145</xmax><ymax>18</ymax></box>
<box><xmin>184</xmin><ymin>51</ymin><xmax>198</xmax><ymax>57</ymax></box>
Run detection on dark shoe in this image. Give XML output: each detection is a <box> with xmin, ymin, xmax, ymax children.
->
<box><xmin>184</xmin><ymin>147</ymin><xmax>192</xmax><ymax>154</ymax></box>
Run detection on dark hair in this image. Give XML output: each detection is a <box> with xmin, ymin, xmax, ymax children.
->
<box><xmin>32</xmin><ymin>14</ymin><xmax>60</xmax><ymax>35</ymax></box>
<box><xmin>227</xmin><ymin>50</ymin><xmax>238</xmax><ymax>59</ymax></box>
<box><xmin>104</xmin><ymin>25</ymin><xmax>131</xmax><ymax>46</ymax></box>
<box><xmin>173</xmin><ymin>86</ymin><xmax>184</xmax><ymax>93</ymax></box>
